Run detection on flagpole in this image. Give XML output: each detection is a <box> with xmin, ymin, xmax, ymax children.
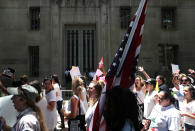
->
<box><xmin>117</xmin><ymin>0</ymin><xmax>146</xmax><ymax>76</ymax></box>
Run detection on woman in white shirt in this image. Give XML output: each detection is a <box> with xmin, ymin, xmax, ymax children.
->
<box><xmin>133</xmin><ymin>76</ymin><xmax>145</xmax><ymax>111</ymax></box>
<box><xmin>85</xmin><ymin>80</ymin><xmax>103</xmax><ymax>127</ymax></box>
<box><xmin>52</xmin><ymin>74</ymin><xmax>64</xmax><ymax>129</ymax></box>
<box><xmin>148</xmin><ymin>90</ymin><xmax>181</xmax><ymax>131</ymax></box>
<box><xmin>43</xmin><ymin>77</ymin><xmax>57</xmax><ymax>131</ymax></box>
<box><xmin>61</xmin><ymin>77</ymin><xmax>86</xmax><ymax>131</ymax></box>
<box><xmin>180</xmin><ymin>84</ymin><xmax>195</xmax><ymax>130</ymax></box>
<box><xmin>144</xmin><ymin>78</ymin><xmax>158</xmax><ymax>119</ymax></box>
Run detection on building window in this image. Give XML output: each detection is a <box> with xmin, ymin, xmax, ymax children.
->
<box><xmin>120</xmin><ymin>6</ymin><xmax>131</xmax><ymax>29</ymax></box>
<box><xmin>158</xmin><ymin>44</ymin><xmax>178</xmax><ymax>67</ymax></box>
<box><xmin>30</xmin><ymin>7</ymin><xmax>40</xmax><ymax>30</ymax></box>
<box><xmin>29</xmin><ymin>46</ymin><xmax>39</xmax><ymax>77</ymax></box>
<box><xmin>64</xmin><ymin>26</ymin><xmax>96</xmax><ymax>73</ymax></box>
<box><xmin>161</xmin><ymin>7</ymin><xmax>176</xmax><ymax>29</ymax></box>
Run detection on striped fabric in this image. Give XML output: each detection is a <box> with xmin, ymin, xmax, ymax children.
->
<box><xmin>88</xmin><ymin>0</ymin><xmax>148</xmax><ymax>130</ymax></box>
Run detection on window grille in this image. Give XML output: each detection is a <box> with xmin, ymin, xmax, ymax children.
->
<box><xmin>29</xmin><ymin>46</ymin><xmax>39</xmax><ymax>77</ymax></box>
<box><xmin>120</xmin><ymin>6</ymin><xmax>131</xmax><ymax>29</ymax></box>
<box><xmin>158</xmin><ymin>44</ymin><xmax>178</xmax><ymax>66</ymax></box>
<box><xmin>64</xmin><ymin>26</ymin><xmax>96</xmax><ymax>73</ymax></box>
<box><xmin>161</xmin><ymin>7</ymin><xmax>176</xmax><ymax>29</ymax></box>
<box><xmin>30</xmin><ymin>7</ymin><xmax>40</xmax><ymax>30</ymax></box>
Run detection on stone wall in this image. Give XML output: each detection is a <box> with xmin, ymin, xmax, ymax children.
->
<box><xmin>0</xmin><ymin>0</ymin><xmax>194</xmax><ymax>86</ymax></box>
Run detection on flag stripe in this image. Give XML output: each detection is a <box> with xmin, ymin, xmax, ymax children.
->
<box><xmin>88</xmin><ymin>0</ymin><xmax>148</xmax><ymax>130</ymax></box>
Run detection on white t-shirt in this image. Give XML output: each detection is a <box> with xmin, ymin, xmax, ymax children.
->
<box><xmin>85</xmin><ymin>102</ymin><xmax>98</xmax><ymax>127</ymax></box>
<box><xmin>53</xmin><ymin>83</ymin><xmax>63</xmax><ymax>101</ymax></box>
<box><xmin>172</xmin><ymin>85</ymin><xmax>185</xmax><ymax>109</ymax></box>
<box><xmin>149</xmin><ymin>104</ymin><xmax>181</xmax><ymax>131</ymax></box>
<box><xmin>182</xmin><ymin>100</ymin><xmax>195</xmax><ymax>126</ymax></box>
<box><xmin>45</xmin><ymin>90</ymin><xmax>57</xmax><ymax>130</ymax></box>
<box><xmin>144</xmin><ymin>91</ymin><xmax>157</xmax><ymax>118</ymax></box>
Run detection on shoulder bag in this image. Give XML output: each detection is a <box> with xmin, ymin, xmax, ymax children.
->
<box><xmin>68</xmin><ymin>98</ymin><xmax>86</xmax><ymax>131</ymax></box>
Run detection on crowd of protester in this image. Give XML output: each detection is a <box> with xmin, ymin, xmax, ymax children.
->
<box><xmin>0</xmin><ymin>66</ymin><xmax>195</xmax><ymax>131</ymax></box>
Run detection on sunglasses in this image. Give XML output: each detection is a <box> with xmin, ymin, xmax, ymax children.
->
<box><xmin>88</xmin><ymin>87</ymin><xmax>94</xmax><ymax>90</ymax></box>
<box><xmin>158</xmin><ymin>96</ymin><xmax>165</xmax><ymax>101</ymax></box>
<box><xmin>181</xmin><ymin>79</ymin><xmax>188</xmax><ymax>82</ymax></box>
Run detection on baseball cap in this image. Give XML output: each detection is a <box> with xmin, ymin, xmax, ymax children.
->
<box><xmin>9</xmin><ymin>84</ymin><xmax>39</xmax><ymax>101</ymax></box>
<box><xmin>2</xmin><ymin>68</ymin><xmax>15</xmax><ymax>78</ymax></box>
<box><xmin>146</xmin><ymin>78</ymin><xmax>156</xmax><ymax>86</ymax></box>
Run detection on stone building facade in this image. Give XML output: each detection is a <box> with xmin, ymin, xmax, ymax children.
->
<box><xmin>0</xmin><ymin>0</ymin><xmax>194</xmax><ymax>87</ymax></box>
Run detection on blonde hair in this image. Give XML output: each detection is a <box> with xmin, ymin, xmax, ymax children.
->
<box><xmin>72</xmin><ymin>77</ymin><xmax>83</xmax><ymax>97</ymax></box>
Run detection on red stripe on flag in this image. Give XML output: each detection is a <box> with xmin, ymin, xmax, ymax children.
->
<box><xmin>88</xmin><ymin>0</ymin><xmax>148</xmax><ymax>130</ymax></box>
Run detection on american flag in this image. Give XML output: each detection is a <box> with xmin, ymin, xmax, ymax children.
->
<box><xmin>88</xmin><ymin>0</ymin><xmax>148</xmax><ymax>130</ymax></box>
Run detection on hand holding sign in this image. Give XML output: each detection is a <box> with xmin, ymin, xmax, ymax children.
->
<box><xmin>98</xmin><ymin>57</ymin><xmax>103</xmax><ymax>69</ymax></box>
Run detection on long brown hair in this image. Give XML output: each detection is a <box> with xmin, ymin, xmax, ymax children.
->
<box><xmin>91</xmin><ymin>80</ymin><xmax>103</xmax><ymax>99</ymax></box>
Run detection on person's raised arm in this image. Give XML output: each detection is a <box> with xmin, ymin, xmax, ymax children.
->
<box><xmin>188</xmin><ymin>68</ymin><xmax>195</xmax><ymax>74</ymax></box>
<box><xmin>138</xmin><ymin>66</ymin><xmax>150</xmax><ymax>80</ymax></box>
<box><xmin>172</xmin><ymin>70</ymin><xmax>180</xmax><ymax>90</ymax></box>
<box><xmin>100</xmin><ymin>65</ymin><xmax>107</xmax><ymax>76</ymax></box>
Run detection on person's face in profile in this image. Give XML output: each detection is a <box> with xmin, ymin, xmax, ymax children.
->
<box><xmin>11</xmin><ymin>95</ymin><xmax>26</xmax><ymax>112</ymax></box>
<box><xmin>183</xmin><ymin>86</ymin><xmax>191</xmax><ymax>101</ymax></box>
<box><xmin>158</xmin><ymin>92</ymin><xmax>169</xmax><ymax>107</ymax></box>
<box><xmin>87</xmin><ymin>83</ymin><xmax>96</xmax><ymax>97</ymax></box>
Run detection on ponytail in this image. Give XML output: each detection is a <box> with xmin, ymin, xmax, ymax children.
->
<box><xmin>26</xmin><ymin>99</ymin><xmax>48</xmax><ymax>131</ymax></box>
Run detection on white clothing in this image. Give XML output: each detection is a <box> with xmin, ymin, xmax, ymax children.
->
<box><xmin>68</xmin><ymin>95</ymin><xmax>86</xmax><ymax>115</ymax></box>
<box><xmin>85</xmin><ymin>102</ymin><xmax>98</xmax><ymax>127</ymax></box>
<box><xmin>45</xmin><ymin>90</ymin><xmax>57</xmax><ymax>130</ymax></box>
<box><xmin>36</xmin><ymin>97</ymin><xmax>47</xmax><ymax>115</ymax></box>
<box><xmin>81</xmin><ymin>87</ymin><xmax>88</xmax><ymax>113</ymax></box>
<box><xmin>133</xmin><ymin>89</ymin><xmax>144</xmax><ymax>104</ymax></box>
<box><xmin>144</xmin><ymin>91</ymin><xmax>157</xmax><ymax>118</ymax></box>
<box><xmin>172</xmin><ymin>86</ymin><xmax>184</xmax><ymax>109</ymax></box>
<box><xmin>182</xmin><ymin>100</ymin><xmax>195</xmax><ymax>126</ymax></box>
<box><xmin>149</xmin><ymin>104</ymin><xmax>181</xmax><ymax>131</ymax></box>
<box><xmin>36</xmin><ymin>97</ymin><xmax>48</xmax><ymax>127</ymax></box>
<box><xmin>12</xmin><ymin>108</ymin><xmax>40</xmax><ymax>131</ymax></box>
<box><xmin>53</xmin><ymin>83</ymin><xmax>63</xmax><ymax>101</ymax></box>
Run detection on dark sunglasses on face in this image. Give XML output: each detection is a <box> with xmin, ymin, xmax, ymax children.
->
<box><xmin>158</xmin><ymin>97</ymin><xmax>165</xmax><ymax>101</ymax></box>
<box><xmin>88</xmin><ymin>87</ymin><xmax>94</xmax><ymax>90</ymax></box>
